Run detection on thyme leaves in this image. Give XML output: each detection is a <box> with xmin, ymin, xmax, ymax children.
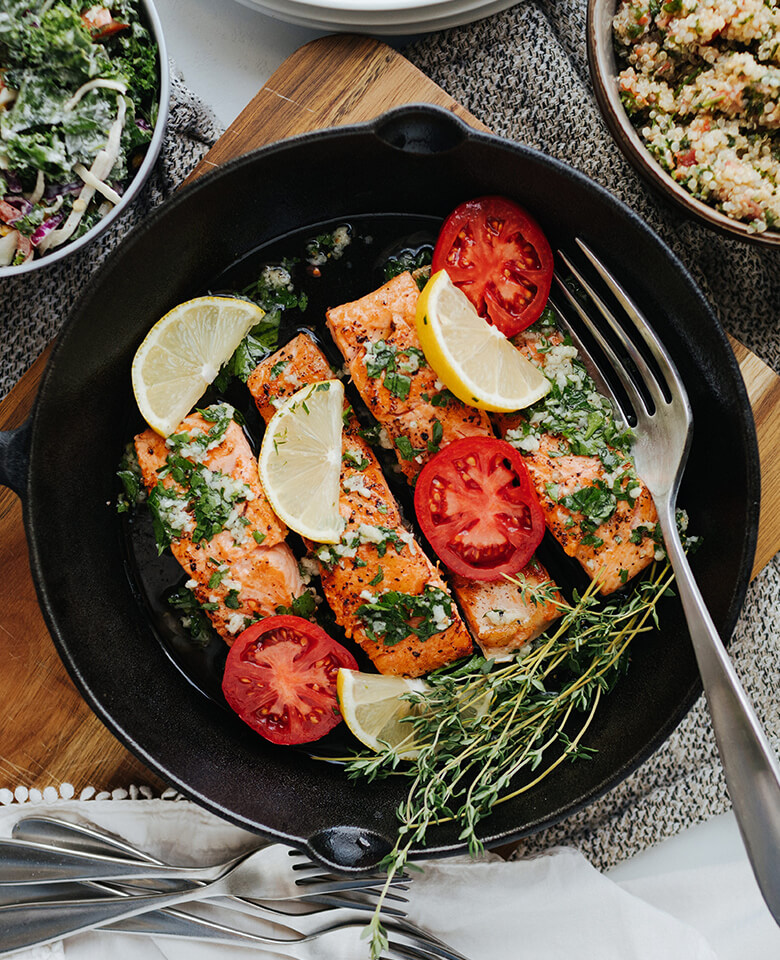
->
<box><xmin>349</xmin><ymin>564</ymin><xmax>678</xmax><ymax>958</ymax></box>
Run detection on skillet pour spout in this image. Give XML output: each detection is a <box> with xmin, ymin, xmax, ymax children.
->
<box><xmin>0</xmin><ymin>103</ymin><xmax>758</xmax><ymax>868</ymax></box>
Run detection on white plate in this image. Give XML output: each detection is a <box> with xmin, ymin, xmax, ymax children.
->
<box><xmin>234</xmin><ymin>0</ymin><xmax>514</xmax><ymax>32</ymax></box>
<box><xmin>234</xmin><ymin>0</ymin><xmax>501</xmax><ymax>27</ymax></box>
<box><xmin>284</xmin><ymin>0</ymin><xmax>458</xmax><ymax>9</ymax></box>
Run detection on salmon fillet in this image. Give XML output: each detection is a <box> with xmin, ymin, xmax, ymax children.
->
<box><xmin>325</xmin><ymin>275</ymin><xmax>562</xmax><ymax>659</ymax></box>
<box><xmin>451</xmin><ymin>560</ymin><xmax>562</xmax><ymax>660</ymax></box>
<box><xmin>326</xmin><ymin>272</ymin><xmax>492</xmax><ymax>483</ymax></box>
<box><xmin>249</xmin><ymin>334</ymin><xmax>474</xmax><ymax>678</ymax></box>
<box><xmin>135</xmin><ymin>406</ymin><xmax>303</xmax><ymax>644</ymax></box>
<box><xmin>494</xmin><ymin>327</ymin><xmax>660</xmax><ymax>595</ymax></box>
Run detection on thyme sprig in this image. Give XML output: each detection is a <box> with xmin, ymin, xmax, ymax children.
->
<box><xmin>346</xmin><ymin>563</ymin><xmax>677</xmax><ymax>959</ymax></box>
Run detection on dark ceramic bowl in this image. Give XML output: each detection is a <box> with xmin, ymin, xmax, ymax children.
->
<box><xmin>587</xmin><ymin>0</ymin><xmax>780</xmax><ymax>248</ymax></box>
<box><xmin>0</xmin><ymin>0</ymin><xmax>170</xmax><ymax>277</ymax></box>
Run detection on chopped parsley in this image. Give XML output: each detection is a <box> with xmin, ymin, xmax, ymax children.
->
<box><xmin>427</xmin><ymin>419</ymin><xmax>443</xmax><ymax>453</ymax></box>
<box><xmin>503</xmin><ymin>319</ymin><xmax>642</xmax><ymax>532</ymax></box>
<box><xmin>358</xmin><ymin>422</ymin><xmax>387</xmax><ymax>447</ymax></box>
<box><xmin>305</xmin><ymin>225</ymin><xmax>351</xmax><ymax>266</ymax></box>
<box><xmin>357</xmin><ymin>586</ymin><xmax>454</xmax><ymax>647</ymax></box>
<box><xmin>275</xmin><ymin>591</ymin><xmax>317</xmax><ymax>619</ymax></box>
<box><xmin>396</xmin><ymin>436</ymin><xmax>423</xmax><ymax>461</ymax></box>
<box><xmin>146</xmin><ymin>485</ymin><xmax>192</xmax><ymax>553</ymax></box>
<box><xmin>430</xmin><ymin>389</ymin><xmax>457</xmax><ymax>407</ymax></box>
<box><xmin>168</xmin><ymin>587</ymin><xmax>214</xmax><ymax>648</ymax></box>
<box><xmin>214</xmin><ymin>260</ymin><xmax>307</xmax><ymax>390</ymax></box>
<box><xmin>144</xmin><ymin>405</ymin><xmax>257</xmax><ymax>554</ymax></box>
<box><xmin>364</xmin><ymin>340</ymin><xmax>397</xmax><ymax>378</ymax></box>
<box><xmin>343</xmin><ymin>450</ymin><xmax>370</xmax><ymax>471</ymax></box>
<box><xmin>581</xmin><ymin>532</ymin><xmax>605</xmax><ymax>548</ymax></box>
<box><xmin>315</xmin><ymin>525</ymin><xmax>407</xmax><ymax>569</ymax></box>
<box><xmin>383</xmin><ymin>370</ymin><xmax>412</xmax><ymax>400</ymax></box>
<box><xmin>116</xmin><ymin>443</ymin><xmax>145</xmax><ymax>514</ymax></box>
<box><xmin>382</xmin><ymin>246</ymin><xmax>433</xmax><ymax>289</ymax></box>
<box><xmin>164</xmin><ymin>405</ymin><xmax>232</xmax><ymax>458</ymax></box>
<box><xmin>504</xmin><ymin>323</ymin><xmax>634</xmax><ymax>462</ymax></box>
<box><xmin>559</xmin><ymin>484</ymin><xmax>618</xmax><ymax>533</ymax></box>
<box><xmin>629</xmin><ymin>522</ymin><xmax>662</xmax><ymax>547</ymax></box>
<box><xmin>363</xmin><ymin>339</ymin><xmax>426</xmax><ymax>400</ymax></box>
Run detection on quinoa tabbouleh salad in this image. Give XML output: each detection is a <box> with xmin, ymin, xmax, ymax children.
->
<box><xmin>613</xmin><ymin>0</ymin><xmax>780</xmax><ymax>233</ymax></box>
<box><xmin>0</xmin><ymin>0</ymin><xmax>159</xmax><ymax>266</ymax></box>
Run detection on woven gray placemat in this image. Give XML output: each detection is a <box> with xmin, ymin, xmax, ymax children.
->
<box><xmin>408</xmin><ymin>2</ymin><xmax>780</xmax><ymax>870</ymax></box>
<box><xmin>0</xmin><ymin>70</ymin><xmax>224</xmax><ymax>400</ymax></box>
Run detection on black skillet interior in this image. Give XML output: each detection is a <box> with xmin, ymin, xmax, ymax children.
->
<box><xmin>23</xmin><ymin>105</ymin><xmax>759</xmax><ymax>869</ymax></box>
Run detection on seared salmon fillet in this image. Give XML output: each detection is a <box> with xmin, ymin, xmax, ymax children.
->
<box><xmin>326</xmin><ymin>272</ymin><xmax>492</xmax><ymax>483</ymax></box>
<box><xmin>249</xmin><ymin>334</ymin><xmax>474</xmax><ymax>678</ymax></box>
<box><xmin>451</xmin><ymin>561</ymin><xmax>561</xmax><ymax>661</ymax></box>
<box><xmin>495</xmin><ymin>327</ymin><xmax>660</xmax><ymax>595</ymax></box>
<box><xmin>135</xmin><ymin>405</ymin><xmax>303</xmax><ymax>643</ymax></box>
<box><xmin>325</xmin><ymin>275</ymin><xmax>562</xmax><ymax>659</ymax></box>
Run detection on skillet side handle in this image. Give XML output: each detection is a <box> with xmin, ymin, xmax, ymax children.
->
<box><xmin>372</xmin><ymin>103</ymin><xmax>470</xmax><ymax>156</ymax></box>
<box><xmin>305</xmin><ymin>826</ymin><xmax>393</xmax><ymax>873</ymax></box>
<box><xmin>0</xmin><ymin>419</ymin><xmax>31</xmax><ymax>499</ymax></box>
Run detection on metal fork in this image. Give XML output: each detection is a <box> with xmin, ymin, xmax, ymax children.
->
<box><xmin>7</xmin><ymin>816</ymin><xmax>464</xmax><ymax>959</ymax></box>
<box><xmin>0</xmin><ymin>843</ymin><xmax>405</xmax><ymax>955</ymax></box>
<box><xmin>554</xmin><ymin>239</ymin><xmax>780</xmax><ymax>924</ymax></box>
<box><xmin>0</xmin><ymin>836</ymin><xmax>386</xmax><ymax>892</ymax></box>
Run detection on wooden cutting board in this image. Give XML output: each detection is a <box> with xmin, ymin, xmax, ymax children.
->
<box><xmin>2</xmin><ymin>34</ymin><xmax>779</xmax><ymax>796</ymax></box>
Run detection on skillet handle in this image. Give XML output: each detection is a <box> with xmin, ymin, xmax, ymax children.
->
<box><xmin>0</xmin><ymin>418</ymin><xmax>31</xmax><ymax>499</ymax></box>
<box><xmin>373</xmin><ymin>103</ymin><xmax>470</xmax><ymax>155</ymax></box>
<box><xmin>305</xmin><ymin>825</ymin><xmax>392</xmax><ymax>873</ymax></box>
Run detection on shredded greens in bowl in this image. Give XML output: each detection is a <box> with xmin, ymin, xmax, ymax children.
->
<box><xmin>0</xmin><ymin>0</ymin><xmax>160</xmax><ymax>267</ymax></box>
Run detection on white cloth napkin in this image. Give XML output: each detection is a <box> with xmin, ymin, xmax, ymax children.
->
<box><xmin>0</xmin><ymin>799</ymin><xmax>775</xmax><ymax>960</ymax></box>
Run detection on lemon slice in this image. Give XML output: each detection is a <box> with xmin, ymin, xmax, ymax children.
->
<box><xmin>416</xmin><ymin>270</ymin><xmax>551</xmax><ymax>412</ymax></box>
<box><xmin>337</xmin><ymin>668</ymin><xmax>491</xmax><ymax>760</ymax></box>
<box><xmin>337</xmin><ymin>669</ymin><xmax>429</xmax><ymax>760</ymax></box>
<box><xmin>132</xmin><ymin>296</ymin><xmax>264</xmax><ymax>436</ymax></box>
<box><xmin>258</xmin><ymin>380</ymin><xmax>344</xmax><ymax>543</ymax></box>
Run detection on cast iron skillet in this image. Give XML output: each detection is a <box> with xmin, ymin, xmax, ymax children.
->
<box><xmin>0</xmin><ymin>105</ymin><xmax>759</xmax><ymax>871</ymax></box>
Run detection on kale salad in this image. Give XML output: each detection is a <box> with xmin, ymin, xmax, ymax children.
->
<box><xmin>0</xmin><ymin>0</ymin><xmax>159</xmax><ymax>266</ymax></box>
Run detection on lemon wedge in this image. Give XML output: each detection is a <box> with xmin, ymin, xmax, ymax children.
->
<box><xmin>258</xmin><ymin>380</ymin><xmax>344</xmax><ymax>543</ymax></box>
<box><xmin>132</xmin><ymin>296</ymin><xmax>264</xmax><ymax>436</ymax></box>
<box><xmin>337</xmin><ymin>668</ymin><xmax>492</xmax><ymax>759</ymax></box>
<box><xmin>337</xmin><ymin>669</ymin><xmax>429</xmax><ymax>760</ymax></box>
<box><xmin>416</xmin><ymin>270</ymin><xmax>551</xmax><ymax>412</ymax></box>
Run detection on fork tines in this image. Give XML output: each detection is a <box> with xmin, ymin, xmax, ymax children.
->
<box><xmin>552</xmin><ymin>239</ymin><xmax>691</xmax><ymax>430</ymax></box>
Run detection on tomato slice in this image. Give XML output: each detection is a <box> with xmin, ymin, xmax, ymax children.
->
<box><xmin>431</xmin><ymin>196</ymin><xmax>554</xmax><ymax>338</ymax></box>
<box><xmin>81</xmin><ymin>6</ymin><xmax>129</xmax><ymax>41</ymax></box>
<box><xmin>222</xmin><ymin>615</ymin><xmax>357</xmax><ymax>745</ymax></box>
<box><xmin>414</xmin><ymin>437</ymin><xmax>545</xmax><ymax>581</ymax></box>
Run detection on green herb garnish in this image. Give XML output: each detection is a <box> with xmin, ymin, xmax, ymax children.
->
<box><xmin>352</xmin><ymin>564</ymin><xmax>680</xmax><ymax>957</ymax></box>
<box><xmin>356</xmin><ymin>586</ymin><xmax>453</xmax><ymax>647</ymax></box>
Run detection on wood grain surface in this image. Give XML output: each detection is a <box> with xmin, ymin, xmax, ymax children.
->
<box><xmin>1</xmin><ymin>35</ymin><xmax>778</xmax><ymax>795</ymax></box>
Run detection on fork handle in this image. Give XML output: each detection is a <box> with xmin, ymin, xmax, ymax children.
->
<box><xmin>0</xmin><ymin>886</ymin><xmax>211</xmax><ymax>956</ymax></box>
<box><xmin>658</xmin><ymin>504</ymin><xmax>780</xmax><ymax>923</ymax></box>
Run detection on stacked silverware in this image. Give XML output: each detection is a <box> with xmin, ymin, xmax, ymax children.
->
<box><xmin>0</xmin><ymin>815</ymin><xmax>467</xmax><ymax>959</ymax></box>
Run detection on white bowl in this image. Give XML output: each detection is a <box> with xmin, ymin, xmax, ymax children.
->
<box><xmin>0</xmin><ymin>0</ymin><xmax>171</xmax><ymax>278</ymax></box>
